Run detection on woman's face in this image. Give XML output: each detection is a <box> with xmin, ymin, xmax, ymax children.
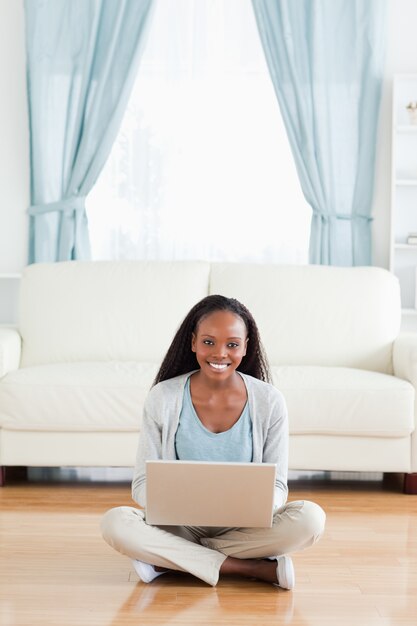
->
<box><xmin>191</xmin><ymin>310</ymin><xmax>248</xmax><ymax>380</ymax></box>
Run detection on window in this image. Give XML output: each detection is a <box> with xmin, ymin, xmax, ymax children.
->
<box><xmin>86</xmin><ymin>0</ymin><xmax>311</xmax><ymax>264</ymax></box>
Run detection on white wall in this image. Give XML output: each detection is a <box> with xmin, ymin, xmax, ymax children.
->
<box><xmin>0</xmin><ymin>0</ymin><xmax>416</xmax><ymax>273</ymax></box>
<box><xmin>0</xmin><ymin>0</ymin><xmax>29</xmax><ymax>274</ymax></box>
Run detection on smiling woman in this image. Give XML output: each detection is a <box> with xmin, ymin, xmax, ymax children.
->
<box><xmin>100</xmin><ymin>293</ymin><xmax>326</xmax><ymax>590</ymax></box>
<box><xmin>85</xmin><ymin>0</ymin><xmax>311</xmax><ymax>264</ymax></box>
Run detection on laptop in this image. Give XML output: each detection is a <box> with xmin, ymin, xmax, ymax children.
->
<box><xmin>145</xmin><ymin>460</ymin><xmax>276</xmax><ymax>528</ymax></box>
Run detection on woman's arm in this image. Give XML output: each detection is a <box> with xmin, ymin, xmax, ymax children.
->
<box><xmin>131</xmin><ymin>393</ymin><xmax>163</xmax><ymax>507</ymax></box>
<box><xmin>263</xmin><ymin>389</ymin><xmax>289</xmax><ymax>510</ymax></box>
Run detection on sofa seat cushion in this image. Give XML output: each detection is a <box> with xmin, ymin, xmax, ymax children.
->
<box><xmin>1</xmin><ymin>363</ymin><xmax>413</xmax><ymax>438</ymax></box>
<box><xmin>0</xmin><ymin>362</ymin><xmax>158</xmax><ymax>432</ymax></box>
<box><xmin>272</xmin><ymin>366</ymin><xmax>415</xmax><ymax>437</ymax></box>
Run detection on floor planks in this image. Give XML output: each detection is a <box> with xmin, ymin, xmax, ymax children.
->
<box><xmin>0</xmin><ymin>474</ymin><xmax>416</xmax><ymax>625</ymax></box>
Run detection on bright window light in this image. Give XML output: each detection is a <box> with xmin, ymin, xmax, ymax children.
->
<box><xmin>86</xmin><ymin>0</ymin><xmax>311</xmax><ymax>264</ymax></box>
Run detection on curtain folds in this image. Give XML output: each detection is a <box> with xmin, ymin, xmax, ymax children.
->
<box><xmin>251</xmin><ymin>0</ymin><xmax>387</xmax><ymax>266</ymax></box>
<box><xmin>24</xmin><ymin>0</ymin><xmax>154</xmax><ymax>263</ymax></box>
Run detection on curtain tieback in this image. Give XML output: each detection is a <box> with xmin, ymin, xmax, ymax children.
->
<box><xmin>313</xmin><ymin>210</ymin><xmax>373</xmax><ymax>223</ymax></box>
<box><xmin>28</xmin><ymin>196</ymin><xmax>86</xmax><ymax>216</ymax></box>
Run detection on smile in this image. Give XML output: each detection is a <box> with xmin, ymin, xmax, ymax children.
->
<box><xmin>208</xmin><ymin>362</ymin><xmax>229</xmax><ymax>370</ymax></box>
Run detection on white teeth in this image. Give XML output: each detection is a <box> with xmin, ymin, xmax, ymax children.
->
<box><xmin>209</xmin><ymin>363</ymin><xmax>228</xmax><ymax>370</ymax></box>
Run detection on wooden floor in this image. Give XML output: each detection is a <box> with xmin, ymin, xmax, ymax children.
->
<box><xmin>1</xmin><ymin>473</ymin><xmax>417</xmax><ymax>626</ymax></box>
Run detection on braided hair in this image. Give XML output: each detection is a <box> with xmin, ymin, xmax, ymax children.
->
<box><xmin>153</xmin><ymin>295</ymin><xmax>271</xmax><ymax>385</ymax></box>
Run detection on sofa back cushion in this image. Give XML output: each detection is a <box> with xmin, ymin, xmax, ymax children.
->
<box><xmin>19</xmin><ymin>261</ymin><xmax>210</xmax><ymax>367</ymax></box>
<box><xmin>209</xmin><ymin>264</ymin><xmax>401</xmax><ymax>373</ymax></box>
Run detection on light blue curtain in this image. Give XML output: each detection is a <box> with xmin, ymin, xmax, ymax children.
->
<box><xmin>251</xmin><ymin>0</ymin><xmax>387</xmax><ymax>265</ymax></box>
<box><xmin>24</xmin><ymin>0</ymin><xmax>154</xmax><ymax>263</ymax></box>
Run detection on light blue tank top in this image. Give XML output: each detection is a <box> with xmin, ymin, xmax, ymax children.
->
<box><xmin>175</xmin><ymin>378</ymin><xmax>253</xmax><ymax>462</ymax></box>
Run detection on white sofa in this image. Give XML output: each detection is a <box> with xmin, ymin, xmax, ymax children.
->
<box><xmin>0</xmin><ymin>260</ymin><xmax>416</xmax><ymax>493</ymax></box>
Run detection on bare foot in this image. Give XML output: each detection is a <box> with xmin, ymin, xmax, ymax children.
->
<box><xmin>219</xmin><ymin>557</ymin><xmax>278</xmax><ymax>584</ymax></box>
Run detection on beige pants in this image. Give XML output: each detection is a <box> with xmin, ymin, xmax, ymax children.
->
<box><xmin>101</xmin><ymin>500</ymin><xmax>325</xmax><ymax>586</ymax></box>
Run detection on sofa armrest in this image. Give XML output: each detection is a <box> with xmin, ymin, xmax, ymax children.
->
<box><xmin>0</xmin><ymin>328</ymin><xmax>21</xmax><ymax>378</ymax></box>
<box><xmin>393</xmin><ymin>333</ymin><xmax>417</xmax><ymax>384</ymax></box>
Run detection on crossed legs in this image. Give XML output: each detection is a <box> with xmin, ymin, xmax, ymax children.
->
<box><xmin>101</xmin><ymin>500</ymin><xmax>326</xmax><ymax>587</ymax></box>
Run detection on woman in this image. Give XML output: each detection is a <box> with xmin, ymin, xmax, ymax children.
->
<box><xmin>101</xmin><ymin>295</ymin><xmax>325</xmax><ymax>589</ymax></box>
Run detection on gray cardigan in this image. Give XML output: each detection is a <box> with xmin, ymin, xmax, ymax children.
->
<box><xmin>132</xmin><ymin>371</ymin><xmax>289</xmax><ymax>511</ymax></box>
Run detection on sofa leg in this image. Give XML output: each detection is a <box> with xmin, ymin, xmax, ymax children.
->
<box><xmin>0</xmin><ymin>466</ymin><xmax>28</xmax><ymax>486</ymax></box>
<box><xmin>404</xmin><ymin>473</ymin><xmax>417</xmax><ymax>494</ymax></box>
<box><xmin>382</xmin><ymin>472</ymin><xmax>404</xmax><ymax>491</ymax></box>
